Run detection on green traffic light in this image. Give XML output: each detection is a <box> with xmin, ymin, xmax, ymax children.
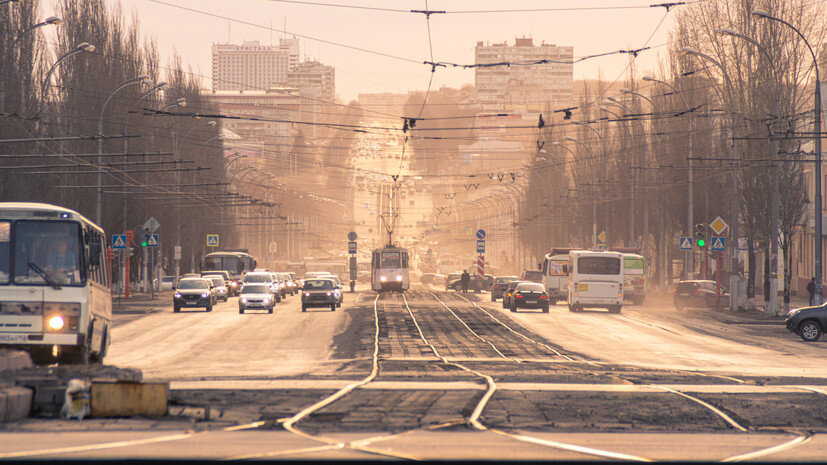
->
<box><xmin>141</xmin><ymin>241</ymin><xmax>147</xmax><ymax>247</ymax></box>
<box><xmin>697</xmin><ymin>238</ymin><xmax>706</xmax><ymax>247</ymax></box>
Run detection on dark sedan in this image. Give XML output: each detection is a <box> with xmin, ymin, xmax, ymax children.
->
<box><xmin>786</xmin><ymin>304</ymin><xmax>826</xmax><ymax>341</ymax></box>
<box><xmin>673</xmin><ymin>280</ymin><xmax>729</xmax><ymax>311</ymax></box>
<box><xmin>301</xmin><ymin>278</ymin><xmax>338</xmax><ymax>312</ymax></box>
<box><xmin>509</xmin><ymin>282</ymin><xmax>550</xmax><ymax>312</ymax></box>
<box><xmin>491</xmin><ymin>276</ymin><xmax>520</xmax><ymax>301</ymax></box>
<box><xmin>501</xmin><ymin>281</ymin><xmax>525</xmax><ymax>309</ymax></box>
<box><xmin>173</xmin><ymin>278</ymin><xmax>216</xmax><ymax>313</ymax></box>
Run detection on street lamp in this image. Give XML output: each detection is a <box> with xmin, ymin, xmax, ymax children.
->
<box><xmin>96</xmin><ymin>74</ymin><xmax>152</xmax><ymax>225</ymax></box>
<box><xmin>753</xmin><ymin>9</ymin><xmax>823</xmax><ymax>305</ymax></box>
<box><xmin>35</xmin><ymin>42</ymin><xmax>95</xmax><ymax>120</ymax></box>
<box><xmin>715</xmin><ymin>27</ymin><xmax>783</xmax><ymax>314</ymax></box>
<box><xmin>642</xmin><ymin>74</ymin><xmax>696</xmax><ymax>281</ymax></box>
<box><xmin>0</xmin><ymin>15</ymin><xmax>62</xmax><ymax>114</ymax></box>
<box><xmin>680</xmin><ymin>46</ymin><xmax>742</xmax><ymax>311</ymax></box>
<box><xmin>0</xmin><ymin>0</ymin><xmax>23</xmax><ymax>5</ymax></box>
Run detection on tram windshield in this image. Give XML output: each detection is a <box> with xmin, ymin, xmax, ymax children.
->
<box><xmin>381</xmin><ymin>252</ymin><xmax>401</xmax><ymax>268</ymax></box>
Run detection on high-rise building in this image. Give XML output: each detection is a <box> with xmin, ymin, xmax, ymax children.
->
<box><xmin>211</xmin><ymin>38</ymin><xmax>300</xmax><ymax>91</ymax></box>
<box><xmin>474</xmin><ymin>37</ymin><xmax>573</xmax><ymax>112</ymax></box>
<box><xmin>287</xmin><ymin>61</ymin><xmax>336</xmax><ymax>103</ymax></box>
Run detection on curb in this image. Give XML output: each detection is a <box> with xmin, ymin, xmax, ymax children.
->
<box><xmin>0</xmin><ymin>387</ymin><xmax>32</xmax><ymax>423</ymax></box>
<box><xmin>0</xmin><ymin>350</ymin><xmax>33</xmax><ymax>373</ymax></box>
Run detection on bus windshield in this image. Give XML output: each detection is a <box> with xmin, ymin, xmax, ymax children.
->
<box><xmin>204</xmin><ymin>255</ymin><xmax>243</xmax><ymax>274</ymax></box>
<box><xmin>12</xmin><ymin>221</ymin><xmax>84</xmax><ymax>286</ymax></box>
<box><xmin>577</xmin><ymin>256</ymin><xmax>621</xmax><ymax>275</ymax></box>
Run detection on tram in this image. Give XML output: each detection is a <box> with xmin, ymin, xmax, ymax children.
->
<box><xmin>371</xmin><ymin>245</ymin><xmax>410</xmax><ymax>292</ymax></box>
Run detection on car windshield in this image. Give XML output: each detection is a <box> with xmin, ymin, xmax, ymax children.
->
<box><xmin>209</xmin><ymin>278</ymin><xmax>223</xmax><ymax>286</ymax></box>
<box><xmin>178</xmin><ymin>279</ymin><xmax>209</xmax><ymax>290</ymax></box>
<box><xmin>244</xmin><ymin>274</ymin><xmax>271</xmax><ymax>283</ymax></box>
<box><xmin>305</xmin><ymin>279</ymin><xmax>334</xmax><ymax>290</ymax></box>
<box><xmin>12</xmin><ymin>221</ymin><xmax>85</xmax><ymax>286</ymax></box>
<box><xmin>242</xmin><ymin>284</ymin><xmax>270</xmax><ymax>294</ymax></box>
<box><xmin>517</xmin><ymin>283</ymin><xmax>545</xmax><ymax>292</ymax></box>
<box><xmin>523</xmin><ymin>271</ymin><xmax>543</xmax><ymax>282</ymax></box>
<box><xmin>495</xmin><ymin>277</ymin><xmax>519</xmax><ymax>284</ymax></box>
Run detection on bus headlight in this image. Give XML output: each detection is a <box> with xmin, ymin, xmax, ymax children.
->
<box><xmin>396</xmin><ymin>275</ymin><xmax>403</xmax><ymax>281</ymax></box>
<box><xmin>48</xmin><ymin>316</ymin><xmax>65</xmax><ymax>331</ymax></box>
<box><xmin>380</xmin><ymin>276</ymin><xmax>387</xmax><ymax>282</ymax></box>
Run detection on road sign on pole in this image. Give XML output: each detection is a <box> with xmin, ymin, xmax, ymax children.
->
<box><xmin>348</xmin><ymin>241</ymin><xmax>357</xmax><ymax>254</ymax></box>
<box><xmin>477</xmin><ymin>255</ymin><xmax>485</xmax><ymax>278</ymax></box>
<box><xmin>207</xmin><ymin>234</ymin><xmax>219</xmax><ymax>247</ymax></box>
<box><xmin>476</xmin><ymin>240</ymin><xmax>485</xmax><ymax>253</ymax></box>
<box><xmin>146</xmin><ymin>234</ymin><xmax>159</xmax><ymax>247</ymax></box>
<box><xmin>710</xmin><ymin>236</ymin><xmax>726</xmax><ymax>252</ymax></box>
<box><xmin>143</xmin><ymin>216</ymin><xmax>161</xmax><ymax>233</ymax></box>
<box><xmin>476</xmin><ymin>229</ymin><xmax>486</xmax><ymax>240</ymax></box>
<box><xmin>709</xmin><ymin>216</ymin><xmax>728</xmax><ymax>236</ymax></box>
<box><xmin>112</xmin><ymin>235</ymin><xmax>127</xmax><ymax>249</ymax></box>
<box><xmin>348</xmin><ymin>231</ymin><xmax>358</xmax><ymax>241</ymax></box>
<box><xmin>679</xmin><ymin>237</ymin><xmax>693</xmax><ymax>251</ymax></box>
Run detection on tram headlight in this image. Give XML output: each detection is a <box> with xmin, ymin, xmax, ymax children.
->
<box><xmin>396</xmin><ymin>275</ymin><xmax>403</xmax><ymax>282</ymax></box>
<box><xmin>48</xmin><ymin>316</ymin><xmax>65</xmax><ymax>331</ymax></box>
<box><xmin>380</xmin><ymin>275</ymin><xmax>387</xmax><ymax>282</ymax></box>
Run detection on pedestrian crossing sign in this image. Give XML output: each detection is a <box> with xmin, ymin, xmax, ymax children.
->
<box><xmin>710</xmin><ymin>236</ymin><xmax>726</xmax><ymax>251</ymax></box>
<box><xmin>146</xmin><ymin>234</ymin><xmax>159</xmax><ymax>247</ymax></box>
<box><xmin>679</xmin><ymin>237</ymin><xmax>692</xmax><ymax>251</ymax></box>
<box><xmin>112</xmin><ymin>235</ymin><xmax>127</xmax><ymax>249</ymax></box>
<box><xmin>207</xmin><ymin>234</ymin><xmax>219</xmax><ymax>247</ymax></box>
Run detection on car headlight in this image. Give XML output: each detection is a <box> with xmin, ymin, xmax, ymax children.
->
<box><xmin>380</xmin><ymin>276</ymin><xmax>387</xmax><ymax>282</ymax></box>
<box><xmin>48</xmin><ymin>316</ymin><xmax>65</xmax><ymax>331</ymax></box>
<box><xmin>288</xmin><ymin>281</ymin><xmax>294</xmax><ymax>286</ymax></box>
<box><xmin>241</xmin><ymin>297</ymin><xmax>247</xmax><ymax>303</ymax></box>
<box><xmin>174</xmin><ymin>292</ymin><xmax>182</xmax><ymax>298</ymax></box>
<box><xmin>232</xmin><ymin>281</ymin><xmax>238</xmax><ymax>286</ymax></box>
<box><xmin>201</xmin><ymin>292</ymin><xmax>209</xmax><ymax>298</ymax></box>
<box><xmin>788</xmin><ymin>308</ymin><xmax>801</xmax><ymax>317</ymax></box>
<box><xmin>263</xmin><ymin>297</ymin><xmax>270</xmax><ymax>303</ymax></box>
<box><xmin>396</xmin><ymin>275</ymin><xmax>403</xmax><ymax>281</ymax></box>
<box><xmin>327</xmin><ymin>292</ymin><xmax>332</xmax><ymax>296</ymax></box>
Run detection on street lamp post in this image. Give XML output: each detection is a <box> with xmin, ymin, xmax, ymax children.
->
<box><xmin>753</xmin><ymin>9</ymin><xmax>823</xmax><ymax>305</ymax></box>
<box><xmin>96</xmin><ymin>74</ymin><xmax>151</xmax><ymax>225</ymax></box>
<box><xmin>642</xmin><ymin>75</ymin><xmax>695</xmax><ymax>281</ymax></box>
<box><xmin>36</xmin><ymin>42</ymin><xmax>95</xmax><ymax>121</ymax></box>
<box><xmin>716</xmin><ymin>27</ymin><xmax>783</xmax><ymax>314</ymax></box>
<box><xmin>681</xmin><ymin>46</ymin><xmax>741</xmax><ymax>312</ymax></box>
<box><xmin>0</xmin><ymin>15</ymin><xmax>62</xmax><ymax>115</ymax></box>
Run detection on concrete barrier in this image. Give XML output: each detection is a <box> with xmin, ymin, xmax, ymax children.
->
<box><xmin>0</xmin><ymin>386</ymin><xmax>33</xmax><ymax>423</ymax></box>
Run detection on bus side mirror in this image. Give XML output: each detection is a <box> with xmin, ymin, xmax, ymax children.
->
<box><xmin>88</xmin><ymin>242</ymin><xmax>101</xmax><ymax>269</ymax></box>
<box><xmin>538</xmin><ymin>263</ymin><xmax>542</xmax><ymax>270</ymax></box>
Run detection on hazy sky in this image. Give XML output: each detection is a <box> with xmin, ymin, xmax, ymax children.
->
<box><xmin>112</xmin><ymin>0</ymin><xmax>677</xmax><ymax>101</ymax></box>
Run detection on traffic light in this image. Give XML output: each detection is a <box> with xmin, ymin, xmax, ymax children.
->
<box><xmin>694</xmin><ymin>223</ymin><xmax>707</xmax><ymax>248</ymax></box>
<box><xmin>139</xmin><ymin>227</ymin><xmax>148</xmax><ymax>247</ymax></box>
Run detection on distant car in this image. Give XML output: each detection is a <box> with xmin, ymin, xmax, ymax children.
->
<box><xmin>244</xmin><ymin>271</ymin><xmax>282</xmax><ymax>303</ymax></box>
<box><xmin>521</xmin><ymin>270</ymin><xmax>544</xmax><ymax>284</ymax></box>
<box><xmin>509</xmin><ymin>282</ymin><xmax>550</xmax><ymax>313</ymax></box>
<box><xmin>182</xmin><ymin>273</ymin><xmax>201</xmax><ymax>279</ymax></box>
<box><xmin>445</xmin><ymin>273</ymin><xmax>462</xmax><ymax>291</ymax></box>
<box><xmin>159</xmin><ymin>276</ymin><xmax>175</xmax><ymax>291</ymax></box>
<box><xmin>301</xmin><ymin>278</ymin><xmax>338</xmax><ymax>312</ymax></box>
<box><xmin>321</xmin><ymin>274</ymin><xmax>344</xmax><ymax>306</ymax></box>
<box><xmin>447</xmin><ymin>275</ymin><xmax>485</xmax><ymax>293</ymax></box>
<box><xmin>491</xmin><ymin>276</ymin><xmax>520</xmax><ymax>301</ymax></box>
<box><xmin>786</xmin><ymin>304</ymin><xmax>826</xmax><ymax>341</ymax></box>
<box><xmin>433</xmin><ymin>274</ymin><xmax>446</xmax><ymax>286</ymax></box>
<box><xmin>204</xmin><ymin>275</ymin><xmax>229</xmax><ymax>302</ymax></box>
<box><xmin>173</xmin><ymin>278</ymin><xmax>216</xmax><ymax>313</ymax></box>
<box><xmin>502</xmin><ymin>281</ymin><xmax>525</xmax><ymax>309</ymax></box>
<box><xmin>202</xmin><ymin>270</ymin><xmax>236</xmax><ymax>296</ymax></box>
<box><xmin>420</xmin><ymin>273</ymin><xmax>435</xmax><ymax>284</ymax></box>
<box><xmin>271</xmin><ymin>272</ymin><xmax>289</xmax><ymax>298</ymax></box>
<box><xmin>238</xmin><ymin>284</ymin><xmax>275</xmax><ymax>314</ymax></box>
<box><xmin>673</xmin><ymin>280</ymin><xmax>729</xmax><ymax>311</ymax></box>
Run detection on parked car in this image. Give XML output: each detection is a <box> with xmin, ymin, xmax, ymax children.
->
<box><xmin>204</xmin><ymin>275</ymin><xmax>229</xmax><ymax>302</ymax></box>
<box><xmin>158</xmin><ymin>276</ymin><xmax>175</xmax><ymax>291</ymax></box>
<box><xmin>502</xmin><ymin>281</ymin><xmax>525</xmax><ymax>309</ymax></box>
<box><xmin>508</xmin><ymin>282</ymin><xmax>551</xmax><ymax>312</ymax></box>
<box><xmin>238</xmin><ymin>283</ymin><xmax>275</xmax><ymax>314</ymax></box>
<box><xmin>673</xmin><ymin>280</ymin><xmax>729</xmax><ymax>311</ymax></box>
<box><xmin>447</xmin><ymin>275</ymin><xmax>485</xmax><ymax>293</ymax></box>
<box><xmin>521</xmin><ymin>270</ymin><xmax>544</xmax><ymax>284</ymax></box>
<box><xmin>173</xmin><ymin>278</ymin><xmax>216</xmax><ymax>313</ymax></box>
<box><xmin>445</xmin><ymin>273</ymin><xmax>462</xmax><ymax>291</ymax></box>
<box><xmin>491</xmin><ymin>276</ymin><xmax>520</xmax><ymax>301</ymax></box>
<box><xmin>301</xmin><ymin>278</ymin><xmax>338</xmax><ymax>312</ymax></box>
<box><xmin>244</xmin><ymin>271</ymin><xmax>282</xmax><ymax>303</ymax></box>
<box><xmin>786</xmin><ymin>304</ymin><xmax>826</xmax><ymax>341</ymax></box>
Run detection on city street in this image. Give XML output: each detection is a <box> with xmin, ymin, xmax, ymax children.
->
<box><xmin>1</xmin><ymin>287</ymin><xmax>824</xmax><ymax>460</ymax></box>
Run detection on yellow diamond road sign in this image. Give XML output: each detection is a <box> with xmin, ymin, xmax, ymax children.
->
<box><xmin>709</xmin><ymin>216</ymin><xmax>728</xmax><ymax>236</ymax></box>
<box><xmin>597</xmin><ymin>231</ymin><xmax>607</xmax><ymax>243</ymax></box>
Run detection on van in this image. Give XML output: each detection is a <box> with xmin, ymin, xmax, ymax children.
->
<box><xmin>567</xmin><ymin>250</ymin><xmax>624</xmax><ymax>313</ymax></box>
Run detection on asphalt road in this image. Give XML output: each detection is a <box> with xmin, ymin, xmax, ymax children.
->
<box><xmin>1</xmin><ymin>286</ymin><xmax>825</xmax><ymax>461</ymax></box>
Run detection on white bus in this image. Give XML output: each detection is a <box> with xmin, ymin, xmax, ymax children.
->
<box><xmin>0</xmin><ymin>203</ymin><xmax>111</xmax><ymax>364</ymax></box>
<box><xmin>541</xmin><ymin>248</ymin><xmax>580</xmax><ymax>304</ymax></box>
<box><xmin>622</xmin><ymin>253</ymin><xmax>646</xmax><ymax>305</ymax></box>
<box><xmin>567</xmin><ymin>250</ymin><xmax>624</xmax><ymax>313</ymax></box>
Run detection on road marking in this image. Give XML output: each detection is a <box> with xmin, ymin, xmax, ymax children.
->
<box><xmin>491</xmin><ymin>429</ymin><xmax>653</xmax><ymax>462</ymax></box>
<box><xmin>720</xmin><ymin>433</ymin><xmax>812</xmax><ymax>462</ymax></box>
<box><xmin>0</xmin><ymin>432</ymin><xmax>195</xmax><ymax>458</ymax></box>
<box><xmin>654</xmin><ymin>386</ymin><xmax>748</xmax><ymax>432</ymax></box>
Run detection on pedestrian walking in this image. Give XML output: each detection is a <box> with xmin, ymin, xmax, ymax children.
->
<box><xmin>460</xmin><ymin>270</ymin><xmax>470</xmax><ymax>294</ymax></box>
<box><xmin>807</xmin><ymin>277</ymin><xmax>816</xmax><ymax>306</ymax></box>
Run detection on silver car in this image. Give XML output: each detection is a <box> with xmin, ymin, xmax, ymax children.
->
<box><xmin>204</xmin><ymin>275</ymin><xmax>229</xmax><ymax>302</ymax></box>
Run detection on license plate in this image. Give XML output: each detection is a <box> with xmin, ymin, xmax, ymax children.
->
<box><xmin>679</xmin><ymin>293</ymin><xmax>690</xmax><ymax>296</ymax></box>
<box><xmin>185</xmin><ymin>301</ymin><xmax>198</xmax><ymax>306</ymax></box>
<box><xmin>576</xmin><ymin>284</ymin><xmax>589</xmax><ymax>292</ymax></box>
<box><xmin>526</xmin><ymin>300</ymin><xmax>537</xmax><ymax>304</ymax></box>
<box><xmin>0</xmin><ymin>334</ymin><xmax>27</xmax><ymax>343</ymax></box>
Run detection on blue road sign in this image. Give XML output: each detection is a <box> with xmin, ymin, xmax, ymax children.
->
<box><xmin>348</xmin><ymin>241</ymin><xmax>357</xmax><ymax>254</ymax></box>
<box><xmin>633</xmin><ymin>241</ymin><xmax>640</xmax><ymax>249</ymax></box>
<box><xmin>679</xmin><ymin>237</ymin><xmax>693</xmax><ymax>251</ymax></box>
<box><xmin>112</xmin><ymin>235</ymin><xmax>127</xmax><ymax>249</ymax></box>
<box><xmin>710</xmin><ymin>236</ymin><xmax>726</xmax><ymax>252</ymax></box>
<box><xmin>207</xmin><ymin>234</ymin><xmax>219</xmax><ymax>247</ymax></box>
<box><xmin>146</xmin><ymin>234</ymin><xmax>159</xmax><ymax>247</ymax></box>
<box><xmin>476</xmin><ymin>240</ymin><xmax>485</xmax><ymax>253</ymax></box>
<box><xmin>476</xmin><ymin>229</ymin><xmax>486</xmax><ymax>240</ymax></box>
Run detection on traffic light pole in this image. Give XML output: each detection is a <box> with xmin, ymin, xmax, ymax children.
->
<box><xmin>141</xmin><ymin>227</ymin><xmax>149</xmax><ymax>294</ymax></box>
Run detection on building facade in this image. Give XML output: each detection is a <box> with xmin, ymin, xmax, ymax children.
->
<box><xmin>474</xmin><ymin>37</ymin><xmax>574</xmax><ymax>113</ymax></box>
<box><xmin>211</xmin><ymin>38</ymin><xmax>300</xmax><ymax>91</ymax></box>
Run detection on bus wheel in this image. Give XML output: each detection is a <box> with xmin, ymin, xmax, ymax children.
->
<box><xmin>609</xmin><ymin>306</ymin><xmax>621</xmax><ymax>314</ymax></box>
<box><xmin>91</xmin><ymin>326</ymin><xmax>108</xmax><ymax>363</ymax></box>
